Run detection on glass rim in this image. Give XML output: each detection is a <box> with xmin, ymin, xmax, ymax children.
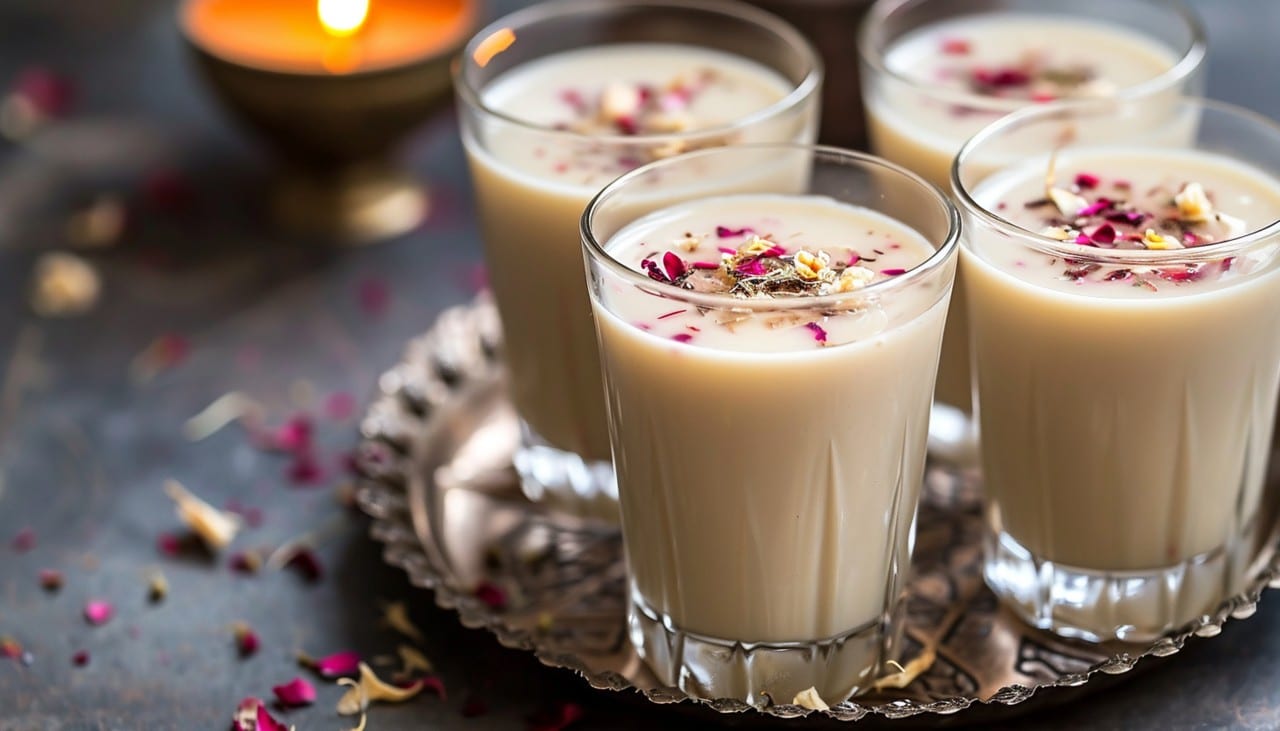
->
<box><xmin>950</xmin><ymin>96</ymin><xmax>1280</xmax><ymax>266</ymax></box>
<box><xmin>582</xmin><ymin>143</ymin><xmax>963</xmax><ymax>313</ymax></box>
<box><xmin>856</xmin><ymin>0</ymin><xmax>1208</xmax><ymax>117</ymax></box>
<box><xmin>453</xmin><ymin>0</ymin><xmax>823</xmax><ymax>144</ymax></box>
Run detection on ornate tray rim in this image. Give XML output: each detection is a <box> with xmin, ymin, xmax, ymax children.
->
<box><xmin>354</xmin><ymin>297</ymin><xmax>1280</xmax><ymax>723</ymax></box>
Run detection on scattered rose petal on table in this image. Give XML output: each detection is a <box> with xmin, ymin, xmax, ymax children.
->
<box><xmin>84</xmin><ymin>599</ymin><xmax>114</xmax><ymax>626</ymax></box>
<box><xmin>38</xmin><ymin>569</ymin><xmax>63</xmax><ymax>591</ymax></box>
<box><xmin>71</xmin><ymin>650</ymin><xmax>89</xmax><ymax>667</ymax></box>
<box><xmin>336</xmin><ymin>662</ymin><xmax>426</xmax><ymax>716</ymax></box>
<box><xmin>1</xmin><ymin>636</ymin><xmax>22</xmax><ymax>660</ymax></box>
<box><xmin>283</xmin><ymin>547</ymin><xmax>323</xmax><ymax>582</ymax></box>
<box><xmin>164</xmin><ymin>479</ymin><xmax>241</xmax><ymax>551</ymax></box>
<box><xmin>380</xmin><ymin>601</ymin><xmax>424</xmax><ymax>642</ymax></box>
<box><xmin>528</xmin><ymin>701</ymin><xmax>585</xmax><ymax>731</ymax></box>
<box><xmin>324</xmin><ymin>391</ymin><xmax>356</xmax><ymax>421</ymax></box>
<box><xmin>299</xmin><ymin>649</ymin><xmax>361</xmax><ymax>678</ymax></box>
<box><xmin>233</xmin><ymin>622</ymin><xmax>259</xmax><ymax>658</ymax></box>
<box><xmin>272</xmin><ymin>676</ymin><xmax>316</xmax><ymax>707</ymax></box>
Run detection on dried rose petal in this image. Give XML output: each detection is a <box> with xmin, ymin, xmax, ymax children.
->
<box><xmin>973</xmin><ymin>68</ymin><xmax>1031</xmax><ymax>88</ymax></box>
<box><xmin>2</xmin><ymin>636</ymin><xmax>22</xmax><ymax>659</ymax></box>
<box><xmin>1085</xmin><ymin>224</ymin><xmax>1117</xmax><ymax>246</ymax></box>
<box><xmin>308</xmin><ymin>650</ymin><xmax>362</xmax><ymax>678</ymax></box>
<box><xmin>529</xmin><ymin>701</ymin><xmax>586</xmax><ymax>731</ymax></box>
<box><xmin>715</xmin><ymin>225</ymin><xmax>754</xmax><ymax>238</ymax></box>
<box><xmin>284</xmin><ymin>547</ymin><xmax>323</xmax><ymax>582</ymax></box>
<box><xmin>691</xmin><ymin>261</ymin><xmax>719</xmax><ymax>270</ymax></box>
<box><xmin>263</xmin><ymin>416</ymin><xmax>313</xmax><ymax>453</ymax></box>
<box><xmin>474</xmin><ymin>581</ymin><xmax>508</xmax><ymax>610</ymax></box>
<box><xmin>940</xmin><ymin>38</ymin><xmax>971</xmax><ymax>55</ymax></box>
<box><xmin>804</xmin><ymin>322</ymin><xmax>828</xmax><ymax>343</ymax></box>
<box><xmin>641</xmin><ymin>259</ymin><xmax>668</xmax><ymax>283</ymax></box>
<box><xmin>847</xmin><ymin>252</ymin><xmax>861</xmax><ymax>266</ymax></box>
<box><xmin>657</xmin><ymin>309</ymin><xmax>684</xmax><ymax>320</ymax></box>
<box><xmin>358</xmin><ymin>276</ymin><xmax>391</xmax><ymax>317</ymax></box>
<box><xmin>11</xmin><ymin>67</ymin><xmax>74</xmax><ymax>118</ymax></box>
<box><xmin>1075</xmin><ymin>173</ymin><xmax>1101</xmax><ymax>189</ymax></box>
<box><xmin>1105</xmin><ymin>211</ymin><xmax>1146</xmax><ymax>226</ymax></box>
<box><xmin>11</xmin><ymin>527</ymin><xmax>35</xmax><ymax>553</ymax></box>
<box><xmin>1077</xmin><ymin>198</ymin><xmax>1113</xmax><ymax>217</ymax></box>
<box><xmin>736</xmin><ymin>259</ymin><xmax>767</xmax><ymax>276</ymax></box>
<box><xmin>880</xmin><ymin>268</ymin><xmax>907</xmax><ymax>276</ymax></box>
<box><xmin>156</xmin><ymin>532</ymin><xmax>183</xmax><ymax>556</ymax></box>
<box><xmin>255</xmin><ymin>704</ymin><xmax>290</xmax><ymax>731</ymax></box>
<box><xmin>38</xmin><ymin>569</ymin><xmax>63</xmax><ymax>591</ymax></box>
<box><xmin>286</xmin><ymin>451</ymin><xmax>325</xmax><ymax>486</ymax></box>
<box><xmin>671</xmin><ymin>333</ymin><xmax>693</xmax><ymax>344</ymax></box>
<box><xmin>235</xmin><ymin>625</ymin><xmax>259</xmax><ymax>657</ymax></box>
<box><xmin>229</xmin><ymin>550</ymin><xmax>262</xmax><ymax>574</ymax></box>
<box><xmin>165</xmin><ymin>480</ymin><xmax>241</xmax><ymax>551</ymax></box>
<box><xmin>84</xmin><ymin>599</ymin><xmax>114</xmax><ymax>626</ymax></box>
<box><xmin>143</xmin><ymin>170</ymin><xmax>196</xmax><ymax>214</ymax></box>
<box><xmin>661</xmin><ymin>251</ymin><xmax>686</xmax><ymax>281</ymax></box>
<box><xmin>420</xmin><ymin>676</ymin><xmax>447</xmax><ymax>700</ymax></box>
<box><xmin>72</xmin><ymin>650</ymin><xmax>89</xmax><ymax>667</ymax></box>
<box><xmin>272</xmin><ymin>676</ymin><xmax>317</xmax><ymax>707</ymax></box>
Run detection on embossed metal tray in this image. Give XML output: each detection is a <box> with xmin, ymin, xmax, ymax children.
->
<box><xmin>354</xmin><ymin>296</ymin><xmax>1280</xmax><ymax>725</ymax></box>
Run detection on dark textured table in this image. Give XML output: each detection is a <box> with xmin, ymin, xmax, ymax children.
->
<box><xmin>0</xmin><ymin>1</ymin><xmax>1278</xmax><ymax>729</ymax></box>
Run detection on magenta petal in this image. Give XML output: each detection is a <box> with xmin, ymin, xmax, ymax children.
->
<box><xmin>237</xmin><ymin>630</ymin><xmax>260</xmax><ymax>657</ymax></box>
<box><xmin>474</xmin><ymin>581</ymin><xmax>508</xmax><ymax>610</ymax></box>
<box><xmin>671</xmin><ymin>333</ymin><xmax>693</xmax><ymax>344</ymax></box>
<box><xmin>715</xmin><ymin>225</ymin><xmax>754</xmax><ymax>238</ymax></box>
<box><xmin>324</xmin><ymin>392</ymin><xmax>356</xmax><ymax>421</ymax></box>
<box><xmin>1077</xmin><ymin>198</ymin><xmax>1113</xmax><ymax>217</ymax></box>
<box><xmin>272</xmin><ymin>676</ymin><xmax>316</xmax><ymax>707</ymax></box>
<box><xmin>421</xmin><ymin>676</ymin><xmax>448</xmax><ymax>700</ymax></box>
<box><xmin>716</xmin><ymin>246</ymin><xmax>737</xmax><ymax>255</ymax></box>
<box><xmin>1074</xmin><ymin>173</ymin><xmax>1101</xmax><ymax>189</ymax></box>
<box><xmin>1087</xmin><ymin>224</ymin><xmax>1117</xmax><ymax>246</ymax></box>
<box><xmin>847</xmin><ymin>252</ymin><xmax>861</xmax><ymax>266</ymax></box>
<box><xmin>156</xmin><ymin>532</ymin><xmax>183</xmax><ymax>556</ymax></box>
<box><xmin>286</xmin><ymin>452</ymin><xmax>325</xmax><ymax>486</ymax></box>
<box><xmin>84</xmin><ymin>600</ymin><xmax>114</xmax><ymax>626</ymax></box>
<box><xmin>256</xmin><ymin>704</ymin><xmax>290</xmax><ymax>731</ymax></box>
<box><xmin>313</xmin><ymin>650</ymin><xmax>361</xmax><ymax>678</ymax></box>
<box><xmin>880</xmin><ymin>268</ymin><xmax>907</xmax><ymax>276</ymax></box>
<box><xmin>72</xmin><ymin>650</ymin><xmax>90</xmax><ymax>667</ymax></box>
<box><xmin>736</xmin><ymin>259</ymin><xmax>766</xmax><ymax>276</ymax></box>
<box><xmin>661</xmin><ymin>251</ymin><xmax>686</xmax><ymax>281</ymax></box>
<box><xmin>11</xmin><ymin>67</ymin><xmax>74</xmax><ymax>118</ymax></box>
<box><xmin>691</xmin><ymin>261</ymin><xmax>720</xmax><ymax>269</ymax></box>
<box><xmin>641</xmin><ymin>259</ymin><xmax>668</xmax><ymax>283</ymax></box>
<box><xmin>266</xmin><ymin>416</ymin><xmax>313</xmax><ymax>453</ymax></box>
<box><xmin>804</xmin><ymin>322</ymin><xmax>828</xmax><ymax>343</ymax></box>
<box><xmin>285</xmin><ymin>548</ymin><xmax>324</xmax><ymax>582</ymax></box>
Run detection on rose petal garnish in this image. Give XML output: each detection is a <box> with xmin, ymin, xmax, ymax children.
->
<box><xmin>529</xmin><ymin>701</ymin><xmax>586</xmax><ymax>731</ymax></box>
<box><xmin>337</xmin><ymin>662</ymin><xmax>426</xmax><ymax>716</ymax></box>
<box><xmin>641</xmin><ymin>259</ymin><xmax>668</xmax><ymax>283</ymax></box>
<box><xmin>286</xmin><ymin>452</ymin><xmax>325</xmax><ymax>486</ymax></box>
<box><xmin>156</xmin><ymin>532</ymin><xmax>184</xmax><ymax>556</ymax></box>
<box><xmin>303</xmin><ymin>650</ymin><xmax>361</xmax><ymax>678</ymax></box>
<box><xmin>272</xmin><ymin>676</ymin><xmax>316</xmax><ymax>707</ymax></box>
<box><xmin>38</xmin><ymin>569</ymin><xmax>63</xmax><ymax>591</ymax></box>
<box><xmin>71</xmin><ymin>650</ymin><xmax>89</xmax><ymax>667</ymax></box>
<box><xmin>671</xmin><ymin>333</ymin><xmax>693</xmax><ymax>344</ymax></box>
<box><xmin>1077</xmin><ymin>198</ymin><xmax>1113</xmax><ymax>217</ymax></box>
<box><xmin>972</xmin><ymin>67</ymin><xmax>1031</xmax><ymax>88</ymax></box>
<box><xmin>10</xmin><ymin>67</ymin><xmax>74</xmax><ymax>118</ymax></box>
<box><xmin>735</xmin><ymin>259</ymin><xmax>767</xmax><ymax>276</ymax></box>
<box><xmin>1105</xmin><ymin>211</ymin><xmax>1146</xmax><ymax>226</ymax></box>
<box><xmin>690</xmin><ymin>261</ymin><xmax>719</xmax><ymax>270</ymax></box>
<box><xmin>279</xmin><ymin>546</ymin><xmax>322</xmax><ymax>582</ymax></box>
<box><xmin>1085</xmin><ymin>224</ymin><xmax>1117</xmax><ymax>246</ymax></box>
<box><xmin>397</xmin><ymin>644</ymin><xmax>433</xmax><ymax>676</ymax></box>
<box><xmin>940</xmin><ymin>38</ymin><xmax>970</xmax><ymax>55</ymax></box>
<box><xmin>256</xmin><ymin>704</ymin><xmax>291</xmax><ymax>731</ymax></box>
<box><xmin>11</xmin><ymin>527</ymin><xmax>35</xmax><ymax>553</ymax></box>
<box><xmin>661</xmin><ymin>251</ymin><xmax>686</xmax><ymax>281</ymax></box>
<box><xmin>715</xmin><ymin>225</ymin><xmax>754</xmax><ymax>238</ymax></box>
<box><xmin>84</xmin><ymin>599</ymin><xmax>114</xmax><ymax>626</ymax></box>
<box><xmin>381</xmin><ymin>601</ymin><xmax>424</xmax><ymax>642</ymax></box>
<box><xmin>792</xmin><ymin>686</ymin><xmax>829</xmax><ymax>711</ymax></box>
<box><xmin>233</xmin><ymin>622</ymin><xmax>259</xmax><ymax>657</ymax></box>
<box><xmin>183</xmin><ymin>392</ymin><xmax>264</xmax><ymax>442</ymax></box>
<box><xmin>474</xmin><ymin>581</ymin><xmax>508</xmax><ymax>610</ymax></box>
<box><xmin>880</xmin><ymin>268</ymin><xmax>907</xmax><ymax>276</ymax></box>
<box><xmin>804</xmin><ymin>322</ymin><xmax>828</xmax><ymax>344</ymax></box>
<box><xmin>148</xmin><ymin>571</ymin><xmax>169</xmax><ymax>602</ymax></box>
<box><xmin>1074</xmin><ymin>173</ymin><xmax>1101</xmax><ymax>189</ymax></box>
<box><xmin>164</xmin><ymin>479</ymin><xmax>241</xmax><ymax>551</ymax></box>
<box><xmin>262</xmin><ymin>415</ymin><xmax>313</xmax><ymax>453</ymax></box>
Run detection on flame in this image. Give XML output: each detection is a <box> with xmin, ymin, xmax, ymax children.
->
<box><xmin>472</xmin><ymin>28</ymin><xmax>516</xmax><ymax>68</ymax></box>
<box><xmin>318</xmin><ymin>0</ymin><xmax>370</xmax><ymax>37</ymax></box>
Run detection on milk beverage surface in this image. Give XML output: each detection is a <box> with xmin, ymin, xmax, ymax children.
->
<box><xmin>466</xmin><ymin>44</ymin><xmax>799</xmax><ymax>462</ymax></box>
<box><xmin>866</xmin><ymin>14</ymin><xmax>1183</xmax><ymax>416</ymax></box>
<box><xmin>594</xmin><ymin>193</ymin><xmax>947</xmax><ymax>650</ymax></box>
<box><xmin>966</xmin><ymin>149</ymin><xmax>1280</xmax><ymax>577</ymax></box>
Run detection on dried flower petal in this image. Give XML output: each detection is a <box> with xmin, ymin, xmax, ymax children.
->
<box><xmin>11</xmin><ymin>527</ymin><xmax>35</xmax><ymax>553</ymax></box>
<box><xmin>164</xmin><ymin>479</ymin><xmax>241</xmax><ymax>551</ymax></box>
<box><xmin>337</xmin><ymin>662</ymin><xmax>426</xmax><ymax>715</ymax></box>
<box><xmin>229</xmin><ymin>550</ymin><xmax>263</xmax><ymax>574</ymax></box>
<box><xmin>148</xmin><ymin>571</ymin><xmax>169</xmax><ymax>602</ymax></box>
<box><xmin>1048</xmin><ymin>187</ymin><xmax>1088</xmax><ymax>217</ymax></box>
<box><xmin>804</xmin><ymin>322</ymin><xmax>828</xmax><ymax>344</ymax></box>
<box><xmin>30</xmin><ymin>252</ymin><xmax>99</xmax><ymax>318</ymax></box>
<box><xmin>232</xmin><ymin>697</ymin><xmax>292</xmax><ymax>731</ymax></box>
<box><xmin>880</xmin><ymin>268</ymin><xmax>907</xmax><ymax>276</ymax></box>
<box><xmin>792</xmin><ymin>686</ymin><xmax>829</xmax><ymax>711</ymax></box>
<box><xmin>38</xmin><ymin>569</ymin><xmax>63</xmax><ymax>591</ymax></box>
<box><xmin>397</xmin><ymin>645</ymin><xmax>433</xmax><ymax>676</ymax></box>
<box><xmin>474</xmin><ymin>581</ymin><xmax>508</xmax><ymax>610</ymax></box>
<box><xmin>661</xmin><ymin>251</ymin><xmax>686</xmax><ymax>281</ymax></box>
<box><xmin>671</xmin><ymin>333</ymin><xmax>693</xmax><ymax>344</ymax></box>
<box><xmin>358</xmin><ymin>277</ymin><xmax>391</xmax><ymax>317</ymax></box>
<box><xmin>130</xmin><ymin>334</ymin><xmax>190</xmax><ymax>383</ymax></box>
<box><xmin>940</xmin><ymin>38</ymin><xmax>970</xmax><ymax>55</ymax></box>
<box><xmin>84</xmin><ymin>599</ymin><xmax>114</xmax><ymax>626</ymax></box>
<box><xmin>284</xmin><ymin>547</ymin><xmax>323</xmax><ymax>582</ymax></box>
<box><xmin>715</xmin><ymin>225</ymin><xmax>754</xmax><ymax>238</ymax></box>
<box><xmin>272</xmin><ymin>676</ymin><xmax>316</xmax><ymax>707</ymax></box>
<box><xmin>872</xmin><ymin>645</ymin><xmax>937</xmax><ymax>690</ymax></box>
<box><xmin>529</xmin><ymin>701</ymin><xmax>585</xmax><ymax>731</ymax></box>
<box><xmin>262</xmin><ymin>416</ymin><xmax>313</xmax><ymax>453</ymax></box>
<box><xmin>1</xmin><ymin>636</ymin><xmax>22</xmax><ymax>659</ymax></box>
<box><xmin>233</xmin><ymin>622</ymin><xmax>259</xmax><ymax>657</ymax></box>
<box><xmin>256</xmin><ymin>704</ymin><xmax>291</xmax><ymax>731</ymax></box>
<box><xmin>183</xmin><ymin>392</ymin><xmax>264</xmax><ymax>442</ymax></box>
<box><xmin>324</xmin><ymin>392</ymin><xmax>357</xmax><ymax>421</ymax></box>
<box><xmin>381</xmin><ymin>601</ymin><xmax>424</xmax><ymax>642</ymax></box>
<box><xmin>1175</xmin><ymin>182</ymin><xmax>1213</xmax><ymax>223</ymax></box>
<box><xmin>1077</xmin><ymin>198</ymin><xmax>1113</xmax><ymax>217</ymax></box>
<box><xmin>303</xmin><ymin>650</ymin><xmax>361</xmax><ymax>678</ymax></box>
<box><xmin>1074</xmin><ymin>173</ymin><xmax>1101</xmax><ymax>189</ymax></box>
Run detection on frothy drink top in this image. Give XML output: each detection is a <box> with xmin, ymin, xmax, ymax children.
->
<box><xmin>600</xmin><ymin>194</ymin><xmax>934</xmax><ymax>352</ymax></box>
<box><xmin>480</xmin><ymin>44</ymin><xmax>793</xmax><ymax>185</ymax></box>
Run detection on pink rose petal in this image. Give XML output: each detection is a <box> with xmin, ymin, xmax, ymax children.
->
<box><xmin>475</xmin><ymin>581</ymin><xmax>508</xmax><ymax>610</ymax></box>
<box><xmin>421</xmin><ymin>676</ymin><xmax>447</xmax><ymax>700</ymax></box>
<box><xmin>271</xmin><ymin>676</ymin><xmax>316</xmax><ymax>707</ymax></box>
<box><xmin>312</xmin><ymin>650</ymin><xmax>361</xmax><ymax>678</ymax></box>
<box><xmin>715</xmin><ymin>225</ymin><xmax>755</xmax><ymax>238</ymax></box>
<box><xmin>940</xmin><ymin>38</ymin><xmax>971</xmax><ymax>56</ymax></box>
<box><xmin>661</xmin><ymin>251</ymin><xmax>686</xmax><ymax>281</ymax></box>
<box><xmin>286</xmin><ymin>451</ymin><xmax>325</xmax><ymax>486</ymax></box>
<box><xmin>285</xmin><ymin>548</ymin><xmax>323</xmax><ymax>582</ymax></box>
<box><xmin>237</xmin><ymin>628</ymin><xmax>260</xmax><ymax>657</ymax></box>
<box><xmin>880</xmin><ymin>268</ymin><xmax>907</xmax><ymax>276</ymax></box>
<box><xmin>84</xmin><ymin>600</ymin><xmax>114</xmax><ymax>626</ymax></box>
<box><xmin>71</xmin><ymin>650</ymin><xmax>89</xmax><ymax>667</ymax></box>
<box><xmin>691</xmin><ymin>261</ymin><xmax>719</xmax><ymax>269</ymax></box>
<box><xmin>256</xmin><ymin>704</ymin><xmax>290</xmax><ymax>731</ymax></box>
<box><xmin>642</xmin><ymin>259</ymin><xmax>668</xmax><ymax>283</ymax></box>
<box><xmin>1078</xmin><ymin>198</ymin><xmax>1113</xmax><ymax>217</ymax></box>
<box><xmin>805</xmin><ymin>322</ymin><xmax>828</xmax><ymax>343</ymax></box>
<box><xmin>671</xmin><ymin>333</ymin><xmax>693</xmax><ymax>344</ymax></box>
<box><xmin>11</xmin><ymin>67</ymin><xmax>74</xmax><ymax>118</ymax></box>
<box><xmin>1075</xmin><ymin>173</ymin><xmax>1101</xmax><ymax>189</ymax></box>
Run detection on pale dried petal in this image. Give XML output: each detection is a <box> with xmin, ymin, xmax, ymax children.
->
<box><xmin>164</xmin><ymin>479</ymin><xmax>240</xmax><ymax>551</ymax></box>
<box><xmin>182</xmin><ymin>392</ymin><xmax>264</xmax><ymax>441</ymax></box>
<box><xmin>380</xmin><ymin>600</ymin><xmax>424</xmax><ymax>642</ymax></box>
<box><xmin>1039</xmin><ymin>225</ymin><xmax>1075</xmax><ymax>241</ymax></box>
<box><xmin>398</xmin><ymin>644</ymin><xmax>432</xmax><ymax>675</ymax></box>
<box><xmin>1142</xmin><ymin>228</ymin><xmax>1183</xmax><ymax>251</ymax></box>
<box><xmin>1175</xmin><ymin>182</ymin><xmax>1213</xmax><ymax>223</ymax></box>
<box><xmin>1048</xmin><ymin>187</ymin><xmax>1088</xmax><ymax>217</ymax></box>
<box><xmin>337</xmin><ymin>662</ymin><xmax>425</xmax><ymax>716</ymax></box>
<box><xmin>792</xmin><ymin>686</ymin><xmax>829</xmax><ymax>711</ymax></box>
<box><xmin>871</xmin><ymin>645</ymin><xmax>937</xmax><ymax>690</ymax></box>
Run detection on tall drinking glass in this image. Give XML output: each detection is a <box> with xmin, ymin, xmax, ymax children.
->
<box><xmin>456</xmin><ymin>0</ymin><xmax>821</xmax><ymax>519</ymax></box>
<box><xmin>583</xmin><ymin>144</ymin><xmax>960</xmax><ymax>703</ymax></box>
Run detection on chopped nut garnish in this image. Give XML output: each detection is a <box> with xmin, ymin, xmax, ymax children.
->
<box><xmin>792</xmin><ymin>686</ymin><xmax>829</xmax><ymax>711</ymax></box>
<box><xmin>793</xmin><ymin>250</ymin><xmax>830</xmax><ymax>281</ymax></box>
<box><xmin>1039</xmin><ymin>225</ymin><xmax>1076</xmax><ymax>241</ymax></box>
<box><xmin>1175</xmin><ymin>182</ymin><xmax>1213</xmax><ymax>223</ymax></box>
<box><xmin>1142</xmin><ymin>228</ymin><xmax>1183</xmax><ymax>250</ymax></box>
<box><xmin>646</xmin><ymin>112</ymin><xmax>691</xmax><ymax>134</ymax></box>
<box><xmin>1048</xmin><ymin>187</ymin><xmax>1088</xmax><ymax>217</ymax></box>
<box><xmin>831</xmin><ymin>266</ymin><xmax>876</xmax><ymax>293</ymax></box>
<box><xmin>673</xmin><ymin>234</ymin><xmax>702</xmax><ymax>252</ymax></box>
<box><xmin>737</xmin><ymin>235</ymin><xmax>778</xmax><ymax>257</ymax></box>
<box><xmin>599</xmin><ymin>82</ymin><xmax>641</xmax><ymax>121</ymax></box>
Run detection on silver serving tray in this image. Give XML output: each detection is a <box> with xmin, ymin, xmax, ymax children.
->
<box><xmin>354</xmin><ymin>296</ymin><xmax>1280</xmax><ymax>724</ymax></box>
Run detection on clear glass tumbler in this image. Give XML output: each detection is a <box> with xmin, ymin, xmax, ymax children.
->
<box><xmin>953</xmin><ymin>98</ymin><xmax>1280</xmax><ymax>642</ymax></box>
<box><xmin>583</xmin><ymin>144</ymin><xmax>960</xmax><ymax>703</ymax></box>
<box><xmin>455</xmin><ymin>0</ymin><xmax>821</xmax><ymax>520</ymax></box>
<box><xmin>858</xmin><ymin>0</ymin><xmax>1206</xmax><ymax>463</ymax></box>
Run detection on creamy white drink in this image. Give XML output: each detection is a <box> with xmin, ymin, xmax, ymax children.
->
<box><xmin>964</xmin><ymin>149</ymin><xmax>1280</xmax><ymax>639</ymax></box>
<box><xmin>462</xmin><ymin>42</ymin><xmax>814</xmax><ymax>515</ymax></box>
<box><xmin>592</xmin><ymin>193</ymin><xmax>951</xmax><ymax>702</ymax></box>
<box><xmin>861</xmin><ymin>7</ymin><xmax>1194</xmax><ymax>436</ymax></box>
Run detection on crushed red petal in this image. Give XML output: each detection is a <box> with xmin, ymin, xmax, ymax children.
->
<box><xmin>642</xmin><ymin>259</ymin><xmax>668</xmax><ymax>283</ymax></box>
<box><xmin>0</xmin><ymin>637</ymin><xmax>21</xmax><ymax>659</ymax></box>
<box><xmin>262</xmin><ymin>415</ymin><xmax>313</xmax><ymax>453</ymax></box>
<box><xmin>236</xmin><ymin>629</ymin><xmax>259</xmax><ymax>657</ymax></box>
<box><xmin>312</xmin><ymin>650</ymin><xmax>361</xmax><ymax>678</ymax></box>
<box><xmin>880</xmin><ymin>268</ymin><xmax>907</xmax><ymax>276</ymax></box>
<box><xmin>156</xmin><ymin>532</ymin><xmax>184</xmax><ymax>556</ymax></box>
<box><xmin>38</xmin><ymin>569</ymin><xmax>63</xmax><ymax>591</ymax></box>
<box><xmin>10</xmin><ymin>67</ymin><xmax>74</xmax><ymax>117</ymax></box>
<box><xmin>847</xmin><ymin>252</ymin><xmax>861</xmax><ymax>265</ymax></box>
<box><xmin>804</xmin><ymin>322</ymin><xmax>828</xmax><ymax>343</ymax></box>
<box><xmin>286</xmin><ymin>451</ymin><xmax>325</xmax><ymax>485</ymax></box>
<box><xmin>84</xmin><ymin>599</ymin><xmax>114</xmax><ymax>626</ymax></box>
<box><xmin>528</xmin><ymin>701</ymin><xmax>586</xmax><ymax>731</ymax></box>
<box><xmin>1085</xmin><ymin>224</ymin><xmax>1117</xmax><ymax>246</ymax></box>
<box><xmin>1077</xmin><ymin>198</ymin><xmax>1113</xmax><ymax>217</ymax></box>
<box><xmin>271</xmin><ymin>676</ymin><xmax>317</xmax><ymax>707</ymax></box>
<box><xmin>72</xmin><ymin>650</ymin><xmax>90</xmax><ymax>667</ymax></box>
<box><xmin>558</xmin><ymin>89</ymin><xmax>586</xmax><ymax>114</ymax></box>
<box><xmin>285</xmin><ymin>548</ymin><xmax>323</xmax><ymax>582</ymax></box>
<box><xmin>461</xmin><ymin>697</ymin><xmax>489</xmax><ymax>718</ymax></box>
<box><xmin>671</xmin><ymin>333</ymin><xmax>693</xmax><ymax>344</ymax></box>
<box><xmin>973</xmin><ymin>68</ymin><xmax>1031</xmax><ymax>88</ymax></box>
<box><xmin>661</xmin><ymin>251</ymin><xmax>686</xmax><ymax>281</ymax></box>
<box><xmin>420</xmin><ymin>676</ymin><xmax>448</xmax><ymax>700</ymax></box>
<box><xmin>940</xmin><ymin>38</ymin><xmax>971</xmax><ymax>55</ymax></box>
<box><xmin>614</xmin><ymin>115</ymin><xmax>639</xmax><ymax>135</ymax></box>
<box><xmin>716</xmin><ymin>246</ymin><xmax>737</xmax><ymax>255</ymax></box>
<box><xmin>11</xmin><ymin>527</ymin><xmax>35</xmax><ymax>553</ymax></box>
<box><xmin>1075</xmin><ymin>173</ymin><xmax>1101</xmax><ymax>189</ymax></box>
<box><xmin>715</xmin><ymin>226</ymin><xmax>755</xmax><ymax>238</ymax></box>
<box><xmin>358</xmin><ymin>276</ymin><xmax>392</xmax><ymax>317</ymax></box>
<box><xmin>691</xmin><ymin>261</ymin><xmax>720</xmax><ymax>269</ymax></box>
<box><xmin>474</xmin><ymin>581</ymin><xmax>508</xmax><ymax>610</ymax></box>
<box><xmin>1031</xmin><ymin>91</ymin><xmax>1057</xmax><ymax>103</ymax></box>
<box><xmin>256</xmin><ymin>704</ymin><xmax>290</xmax><ymax>731</ymax></box>
<box><xmin>736</xmin><ymin>259</ymin><xmax>767</xmax><ymax>276</ymax></box>
<box><xmin>324</xmin><ymin>392</ymin><xmax>356</xmax><ymax>421</ymax></box>
<box><xmin>1105</xmin><ymin>211</ymin><xmax>1146</xmax><ymax>226</ymax></box>
<box><xmin>229</xmin><ymin>552</ymin><xmax>260</xmax><ymax>574</ymax></box>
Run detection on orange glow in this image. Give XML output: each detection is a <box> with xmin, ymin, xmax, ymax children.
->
<box><xmin>318</xmin><ymin>0</ymin><xmax>369</xmax><ymax>37</ymax></box>
<box><xmin>473</xmin><ymin>28</ymin><xmax>516</xmax><ymax>68</ymax></box>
